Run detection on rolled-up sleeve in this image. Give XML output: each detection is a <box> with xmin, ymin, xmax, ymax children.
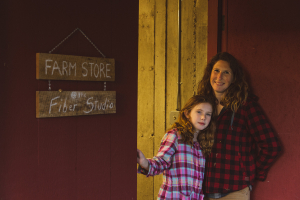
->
<box><xmin>137</xmin><ymin>132</ymin><xmax>177</xmax><ymax>177</ymax></box>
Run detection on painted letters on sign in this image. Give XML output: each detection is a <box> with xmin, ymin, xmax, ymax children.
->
<box><xmin>36</xmin><ymin>53</ymin><xmax>115</xmax><ymax>81</ymax></box>
<box><xmin>36</xmin><ymin>91</ymin><xmax>116</xmax><ymax>118</ymax></box>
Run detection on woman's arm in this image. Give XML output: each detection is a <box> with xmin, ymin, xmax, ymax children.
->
<box><xmin>246</xmin><ymin>101</ymin><xmax>282</xmax><ymax>180</ymax></box>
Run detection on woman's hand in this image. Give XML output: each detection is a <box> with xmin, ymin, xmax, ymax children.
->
<box><xmin>137</xmin><ymin>149</ymin><xmax>149</xmax><ymax>171</ymax></box>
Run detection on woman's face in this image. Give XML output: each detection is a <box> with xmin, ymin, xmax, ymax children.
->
<box><xmin>210</xmin><ymin>60</ymin><xmax>233</xmax><ymax>95</ymax></box>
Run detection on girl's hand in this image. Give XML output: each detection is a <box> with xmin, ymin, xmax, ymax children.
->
<box><xmin>137</xmin><ymin>149</ymin><xmax>149</xmax><ymax>170</ymax></box>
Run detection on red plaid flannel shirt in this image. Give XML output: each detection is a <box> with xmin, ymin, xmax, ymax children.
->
<box><xmin>203</xmin><ymin>96</ymin><xmax>281</xmax><ymax>194</ymax></box>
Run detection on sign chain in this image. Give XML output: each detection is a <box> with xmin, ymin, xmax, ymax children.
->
<box><xmin>48</xmin><ymin>80</ymin><xmax>51</xmax><ymax>91</ymax></box>
<box><xmin>48</xmin><ymin>28</ymin><xmax>107</xmax><ymax>91</ymax></box>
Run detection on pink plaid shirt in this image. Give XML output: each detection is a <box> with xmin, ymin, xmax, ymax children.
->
<box><xmin>138</xmin><ymin>129</ymin><xmax>205</xmax><ymax>200</ymax></box>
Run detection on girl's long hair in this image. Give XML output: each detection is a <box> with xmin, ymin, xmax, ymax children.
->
<box><xmin>169</xmin><ymin>95</ymin><xmax>217</xmax><ymax>157</ymax></box>
<box><xmin>197</xmin><ymin>52</ymin><xmax>249</xmax><ymax>112</ymax></box>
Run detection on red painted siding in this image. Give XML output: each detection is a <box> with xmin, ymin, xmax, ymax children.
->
<box><xmin>209</xmin><ymin>0</ymin><xmax>300</xmax><ymax>199</ymax></box>
<box><xmin>207</xmin><ymin>0</ymin><xmax>219</xmax><ymax>60</ymax></box>
<box><xmin>0</xmin><ymin>0</ymin><xmax>138</xmax><ymax>199</ymax></box>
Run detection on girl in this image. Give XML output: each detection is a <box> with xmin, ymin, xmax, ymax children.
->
<box><xmin>137</xmin><ymin>95</ymin><xmax>217</xmax><ymax>200</ymax></box>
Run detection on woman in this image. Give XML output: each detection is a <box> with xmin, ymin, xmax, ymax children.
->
<box><xmin>197</xmin><ymin>52</ymin><xmax>281</xmax><ymax>200</ymax></box>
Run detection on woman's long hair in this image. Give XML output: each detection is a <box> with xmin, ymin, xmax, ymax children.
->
<box><xmin>197</xmin><ymin>52</ymin><xmax>249</xmax><ymax>112</ymax></box>
<box><xmin>169</xmin><ymin>95</ymin><xmax>217</xmax><ymax>157</ymax></box>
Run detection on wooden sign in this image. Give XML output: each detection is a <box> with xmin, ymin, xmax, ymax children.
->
<box><xmin>36</xmin><ymin>91</ymin><xmax>116</xmax><ymax>118</ymax></box>
<box><xmin>36</xmin><ymin>53</ymin><xmax>115</xmax><ymax>81</ymax></box>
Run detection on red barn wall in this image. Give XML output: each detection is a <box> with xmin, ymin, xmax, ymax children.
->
<box><xmin>0</xmin><ymin>0</ymin><xmax>138</xmax><ymax>199</ymax></box>
<box><xmin>209</xmin><ymin>1</ymin><xmax>300</xmax><ymax>199</ymax></box>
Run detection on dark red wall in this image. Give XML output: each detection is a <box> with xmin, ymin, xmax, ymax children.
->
<box><xmin>0</xmin><ymin>0</ymin><xmax>138</xmax><ymax>199</ymax></box>
<box><xmin>209</xmin><ymin>1</ymin><xmax>300</xmax><ymax>199</ymax></box>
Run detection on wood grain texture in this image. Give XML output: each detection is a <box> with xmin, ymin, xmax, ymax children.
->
<box><xmin>181</xmin><ymin>0</ymin><xmax>197</xmax><ymax>106</ymax></box>
<box><xmin>195</xmin><ymin>0</ymin><xmax>208</xmax><ymax>86</ymax></box>
<box><xmin>36</xmin><ymin>91</ymin><xmax>116</xmax><ymax>118</ymax></box>
<box><xmin>36</xmin><ymin>53</ymin><xmax>115</xmax><ymax>81</ymax></box>
<box><xmin>137</xmin><ymin>0</ymin><xmax>155</xmax><ymax>199</ymax></box>
<box><xmin>154</xmin><ymin>0</ymin><xmax>167</xmax><ymax>197</ymax></box>
<box><xmin>166</xmin><ymin>0</ymin><xmax>180</xmax><ymax>128</ymax></box>
<box><xmin>137</xmin><ymin>0</ymin><xmax>208</xmax><ymax>199</ymax></box>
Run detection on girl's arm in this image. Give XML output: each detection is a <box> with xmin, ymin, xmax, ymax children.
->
<box><xmin>137</xmin><ymin>131</ymin><xmax>178</xmax><ymax>177</ymax></box>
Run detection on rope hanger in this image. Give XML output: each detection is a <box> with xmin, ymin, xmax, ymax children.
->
<box><xmin>48</xmin><ymin>28</ymin><xmax>107</xmax><ymax>91</ymax></box>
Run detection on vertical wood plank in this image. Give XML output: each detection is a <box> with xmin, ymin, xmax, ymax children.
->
<box><xmin>181</xmin><ymin>0</ymin><xmax>197</xmax><ymax>105</ymax></box>
<box><xmin>137</xmin><ymin>0</ymin><xmax>155</xmax><ymax>199</ymax></box>
<box><xmin>166</xmin><ymin>0</ymin><xmax>179</xmax><ymax>127</ymax></box>
<box><xmin>153</xmin><ymin>0</ymin><xmax>167</xmax><ymax>198</ymax></box>
<box><xmin>138</xmin><ymin>0</ymin><xmax>208</xmax><ymax>199</ymax></box>
<box><xmin>196</xmin><ymin>0</ymin><xmax>208</xmax><ymax>86</ymax></box>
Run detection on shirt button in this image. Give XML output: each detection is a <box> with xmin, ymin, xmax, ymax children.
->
<box><xmin>214</xmin><ymin>163</ymin><xmax>216</xmax><ymax>167</ymax></box>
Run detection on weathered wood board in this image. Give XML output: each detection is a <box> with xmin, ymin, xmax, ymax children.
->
<box><xmin>36</xmin><ymin>91</ymin><xmax>116</xmax><ymax>118</ymax></box>
<box><xmin>36</xmin><ymin>53</ymin><xmax>115</xmax><ymax>81</ymax></box>
<box><xmin>153</xmin><ymin>0</ymin><xmax>166</xmax><ymax>197</ymax></box>
<box><xmin>138</xmin><ymin>0</ymin><xmax>208</xmax><ymax>199</ymax></box>
<box><xmin>137</xmin><ymin>0</ymin><xmax>155</xmax><ymax>199</ymax></box>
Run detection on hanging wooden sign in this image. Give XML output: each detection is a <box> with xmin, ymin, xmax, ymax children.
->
<box><xmin>36</xmin><ymin>91</ymin><xmax>116</xmax><ymax>118</ymax></box>
<box><xmin>36</xmin><ymin>53</ymin><xmax>115</xmax><ymax>81</ymax></box>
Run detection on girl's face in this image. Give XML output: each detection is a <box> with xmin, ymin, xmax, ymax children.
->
<box><xmin>185</xmin><ymin>102</ymin><xmax>213</xmax><ymax>132</ymax></box>
<box><xmin>210</xmin><ymin>60</ymin><xmax>233</xmax><ymax>95</ymax></box>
